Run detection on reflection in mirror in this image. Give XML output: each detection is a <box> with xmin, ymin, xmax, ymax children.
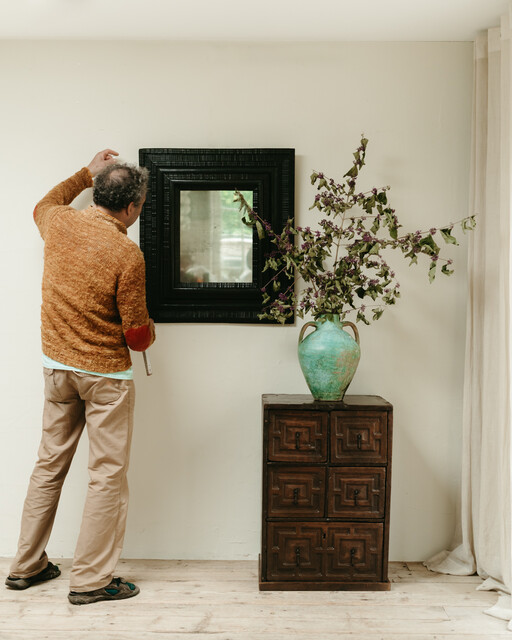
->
<box><xmin>179</xmin><ymin>190</ymin><xmax>254</xmax><ymax>284</ymax></box>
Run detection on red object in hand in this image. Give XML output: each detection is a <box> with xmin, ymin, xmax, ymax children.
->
<box><xmin>125</xmin><ymin>324</ymin><xmax>152</xmax><ymax>351</ymax></box>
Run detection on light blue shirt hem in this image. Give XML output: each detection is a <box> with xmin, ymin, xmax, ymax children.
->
<box><xmin>42</xmin><ymin>354</ymin><xmax>133</xmax><ymax>380</ymax></box>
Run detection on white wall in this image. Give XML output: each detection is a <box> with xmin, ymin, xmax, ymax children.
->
<box><xmin>0</xmin><ymin>40</ymin><xmax>473</xmax><ymax>561</ymax></box>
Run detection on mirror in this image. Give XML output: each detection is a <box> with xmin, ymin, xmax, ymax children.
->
<box><xmin>180</xmin><ymin>190</ymin><xmax>254</xmax><ymax>284</ymax></box>
<box><xmin>139</xmin><ymin>148</ymin><xmax>295</xmax><ymax>323</ymax></box>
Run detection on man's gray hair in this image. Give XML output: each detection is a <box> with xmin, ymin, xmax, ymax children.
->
<box><xmin>93</xmin><ymin>163</ymin><xmax>149</xmax><ymax>212</ymax></box>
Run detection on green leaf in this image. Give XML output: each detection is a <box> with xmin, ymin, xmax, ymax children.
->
<box><xmin>372</xmin><ymin>308</ymin><xmax>384</xmax><ymax>321</ymax></box>
<box><xmin>356</xmin><ymin>311</ymin><xmax>370</xmax><ymax>325</ymax></box>
<box><xmin>440</xmin><ymin>228</ymin><xmax>458</xmax><ymax>245</ymax></box>
<box><xmin>368</xmin><ymin>289</ymin><xmax>379</xmax><ymax>300</ymax></box>
<box><xmin>441</xmin><ymin>263</ymin><xmax>454</xmax><ymax>276</ymax></box>
<box><xmin>255</xmin><ymin>220</ymin><xmax>265</xmax><ymax>240</ymax></box>
<box><xmin>429</xmin><ymin>261</ymin><xmax>437</xmax><ymax>283</ymax></box>
<box><xmin>365</xmin><ymin>195</ymin><xmax>376</xmax><ymax>213</ymax></box>
<box><xmin>344</xmin><ymin>165</ymin><xmax>358</xmax><ymax>179</ymax></box>
<box><xmin>377</xmin><ymin>192</ymin><xmax>387</xmax><ymax>205</ymax></box>
<box><xmin>462</xmin><ymin>216</ymin><xmax>477</xmax><ymax>232</ymax></box>
<box><xmin>419</xmin><ymin>235</ymin><xmax>440</xmax><ymax>254</ymax></box>
<box><xmin>272</xmin><ymin>280</ymin><xmax>281</xmax><ymax>292</ymax></box>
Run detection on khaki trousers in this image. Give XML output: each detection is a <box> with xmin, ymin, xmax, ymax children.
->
<box><xmin>10</xmin><ymin>368</ymin><xmax>135</xmax><ymax>592</ymax></box>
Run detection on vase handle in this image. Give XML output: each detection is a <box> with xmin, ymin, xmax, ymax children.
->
<box><xmin>341</xmin><ymin>320</ymin><xmax>360</xmax><ymax>345</ymax></box>
<box><xmin>298</xmin><ymin>321</ymin><xmax>318</xmax><ymax>345</ymax></box>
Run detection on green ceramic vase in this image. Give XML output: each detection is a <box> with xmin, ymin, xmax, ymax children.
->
<box><xmin>298</xmin><ymin>315</ymin><xmax>361</xmax><ymax>401</ymax></box>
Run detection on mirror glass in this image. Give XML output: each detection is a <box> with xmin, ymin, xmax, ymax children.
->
<box><xmin>179</xmin><ymin>190</ymin><xmax>254</xmax><ymax>284</ymax></box>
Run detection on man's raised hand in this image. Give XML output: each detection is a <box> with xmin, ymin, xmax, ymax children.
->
<box><xmin>87</xmin><ymin>149</ymin><xmax>119</xmax><ymax>177</ymax></box>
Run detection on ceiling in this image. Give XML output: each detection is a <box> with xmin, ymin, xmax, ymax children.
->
<box><xmin>0</xmin><ymin>0</ymin><xmax>508</xmax><ymax>42</ymax></box>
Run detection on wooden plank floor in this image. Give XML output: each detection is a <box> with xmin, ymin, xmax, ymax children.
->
<box><xmin>0</xmin><ymin>558</ymin><xmax>508</xmax><ymax>639</ymax></box>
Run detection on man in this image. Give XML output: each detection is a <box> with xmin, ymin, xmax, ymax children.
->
<box><xmin>5</xmin><ymin>150</ymin><xmax>155</xmax><ymax>605</ymax></box>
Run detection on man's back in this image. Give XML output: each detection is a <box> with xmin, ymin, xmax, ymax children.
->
<box><xmin>35</xmin><ymin>167</ymin><xmax>151</xmax><ymax>373</ymax></box>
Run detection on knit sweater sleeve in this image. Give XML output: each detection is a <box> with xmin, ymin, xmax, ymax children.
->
<box><xmin>33</xmin><ymin>167</ymin><xmax>94</xmax><ymax>239</ymax></box>
<box><xmin>117</xmin><ymin>250</ymin><xmax>156</xmax><ymax>352</ymax></box>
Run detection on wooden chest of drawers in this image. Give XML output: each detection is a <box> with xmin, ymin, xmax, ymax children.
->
<box><xmin>260</xmin><ymin>394</ymin><xmax>393</xmax><ymax>591</ymax></box>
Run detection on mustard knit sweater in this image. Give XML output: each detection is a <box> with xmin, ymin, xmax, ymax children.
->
<box><xmin>34</xmin><ymin>167</ymin><xmax>155</xmax><ymax>373</ymax></box>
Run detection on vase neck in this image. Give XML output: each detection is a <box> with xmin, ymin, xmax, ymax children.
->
<box><xmin>318</xmin><ymin>314</ymin><xmax>342</xmax><ymax>325</ymax></box>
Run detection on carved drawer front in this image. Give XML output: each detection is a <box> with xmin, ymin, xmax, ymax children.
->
<box><xmin>328</xmin><ymin>468</ymin><xmax>386</xmax><ymax>518</ymax></box>
<box><xmin>266</xmin><ymin>522</ymin><xmax>324</xmax><ymax>580</ymax></box>
<box><xmin>268</xmin><ymin>411</ymin><xmax>328</xmax><ymax>462</ymax></box>
<box><xmin>268</xmin><ymin>466</ymin><xmax>326</xmax><ymax>517</ymax></box>
<box><xmin>331</xmin><ymin>412</ymin><xmax>387</xmax><ymax>464</ymax></box>
<box><xmin>324</xmin><ymin>523</ymin><xmax>384</xmax><ymax>581</ymax></box>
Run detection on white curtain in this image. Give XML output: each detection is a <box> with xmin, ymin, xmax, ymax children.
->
<box><xmin>425</xmin><ymin>8</ymin><xmax>512</xmax><ymax>629</ymax></box>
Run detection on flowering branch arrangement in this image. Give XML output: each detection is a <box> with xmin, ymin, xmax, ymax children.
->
<box><xmin>234</xmin><ymin>136</ymin><xmax>476</xmax><ymax>325</ymax></box>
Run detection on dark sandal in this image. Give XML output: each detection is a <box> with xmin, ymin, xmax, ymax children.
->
<box><xmin>68</xmin><ymin>577</ymin><xmax>140</xmax><ymax>605</ymax></box>
<box><xmin>5</xmin><ymin>561</ymin><xmax>61</xmax><ymax>590</ymax></box>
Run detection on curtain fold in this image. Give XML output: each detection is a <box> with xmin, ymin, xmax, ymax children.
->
<box><xmin>425</xmin><ymin>7</ymin><xmax>512</xmax><ymax>630</ymax></box>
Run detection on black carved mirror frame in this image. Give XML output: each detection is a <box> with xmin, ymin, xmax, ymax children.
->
<box><xmin>139</xmin><ymin>148</ymin><xmax>295</xmax><ymax>323</ymax></box>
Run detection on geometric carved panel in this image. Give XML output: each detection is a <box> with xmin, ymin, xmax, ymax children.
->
<box><xmin>268</xmin><ymin>411</ymin><xmax>328</xmax><ymax>462</ymax></box>
<box><xmin>267</xmin><ymin>523</ymin><xmax>324</xmax><ymax>580</ymax></box>
<box><xmin>261</xmin><ymin>396</ymin><xmax>393</xmax><ymax>590</ymax></box>
<box><xmin>269</xmin><ymin>466</ymin><xmax>326</xmax><ymax>517</ymax></box>
<box><xmin>328</xmin><ymin>468</ymin><xmax>386</xmax><ymax>518</ymax></box>
<box><xmin>324</xmin><ymin>524</ymin><xmax>383</xmax><ymax>580</ymax></box>
<box><xmin>331</xmin><ymin>412</ymin><xmax>387</xmax><ymax>464</ymax></box>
